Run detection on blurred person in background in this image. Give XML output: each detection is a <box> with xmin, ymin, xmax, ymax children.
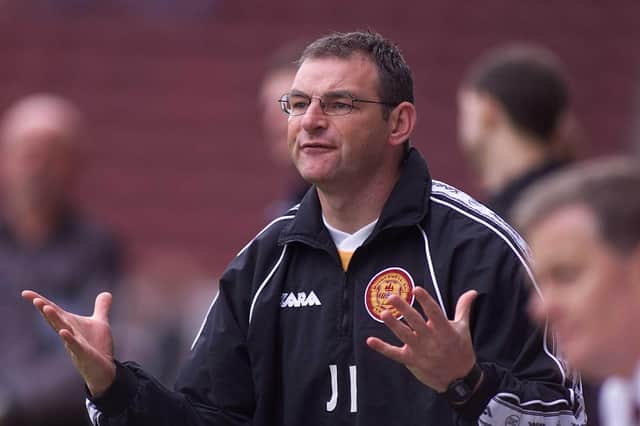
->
<box><xmin>514</xmin><ymin>157</ymin><xmax>640</xmax><ymax>426</ymax></box>
<box><xmin>458</xmin><ymin>43</ymin><xmax>582</xmax><ymax>222</ymax></box>
<box><xmin>259</xmin><ymin>40</ymin><xmax>309</xmax><ymax>218</ymax></box>
<box><xmin>457</xmin><ymin>43</ymin><xmax>598</xmax><ymax>423</ymax></box>
<box><xmin>112</xmin><ymin>248</ymin><xmax>215</xmax><ymax>387</ymax></box>
<box><xmin>0</xmin><ymin>94</ymin><xmax>123</xmax><ymax>426</ymax></box>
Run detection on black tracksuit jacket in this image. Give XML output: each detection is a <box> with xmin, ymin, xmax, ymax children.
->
<box><xmin>88</xmin><ymin>149</ymin><xmax>585</xmax><ymax>425</ymax></box>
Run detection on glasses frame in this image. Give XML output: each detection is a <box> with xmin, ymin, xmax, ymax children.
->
<box><xmin>278</xmin><ymin>92</ymin><xmax>396</xmax><ymax>116</ymax></box>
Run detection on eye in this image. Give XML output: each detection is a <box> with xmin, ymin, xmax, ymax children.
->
<box><xmin>287</xmin><ymin>97</ymin><xmax>310</xmax><ymax>114</ymax></box>
<box><xmin>325</xmin><ymin>101</ymin><xmax>352</xmax><ymax>114</ymax></box>
<box><xmin>549</xmin><ymin>264</ymin><xmax>582</xmax><ymax>286</ymax></box>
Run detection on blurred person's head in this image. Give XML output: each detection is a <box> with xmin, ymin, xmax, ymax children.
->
<box><xmin>458</xmin><ymin>44</ymin><xmax>576</xmax><ymax>193</ymax></box>
<box><xmin>514</xmin><ymin>157</ymin><xmax>640</xmax><ymax>381</ymax></box>
<box><xmin>259</xmin><ymin>41</ymin><xmax>305</xmax><ymax>167</ymax></box>
<box><xmin>285</xmin><ymin>31</ymin><xmax>416</xmax><ymax>195</ymax></box>
<box><xmin>0</xmin><ymin>94</ymin><xmax>84</xmax><ymax>219</ymax></box>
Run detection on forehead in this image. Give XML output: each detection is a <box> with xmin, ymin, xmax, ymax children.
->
<box><xmin>1</xmin><ymin>122</ymin><xmax>76</xmax><ymax>160</ymax></box>
<box><xmin>457</xmin><ymin>88</ymin><xmax>489</xmax><ymax>112</ymax></box>
<box><xmin>528</xmin><ymin>204</ymin><xmax>602</xmax><ymax>256</ymax></box>
<box><xmin>292</xmin><ymin>54</ymin><xmax>380</xmax><ymax>96</ymax></box>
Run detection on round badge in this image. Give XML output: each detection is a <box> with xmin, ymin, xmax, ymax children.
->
<box><xmin>364</xmin><ymin>267</ymin><xmax>415</xmax><ymax>322</ymax></box>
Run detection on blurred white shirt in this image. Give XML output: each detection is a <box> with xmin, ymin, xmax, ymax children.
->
<box><xmin>600</xmin><ymin>362</ymin><xmax>640</xmax><ymax>426</ymax></box>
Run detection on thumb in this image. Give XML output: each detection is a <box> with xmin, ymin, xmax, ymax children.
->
<box><xmin>93</xmin><ymin>292</ymin><xmax>113</xmax><ymax>322</ymax></box>
<box><xmin>454</xmin><ymin>290</ymin><xmax>478</xmax><ymax>324</ymax></box>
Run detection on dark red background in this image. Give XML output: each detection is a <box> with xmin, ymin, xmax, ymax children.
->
<box><xmin>1</xmin><ymin>1</ymin><xmax>638</xmax><ymax>273</ymax></box>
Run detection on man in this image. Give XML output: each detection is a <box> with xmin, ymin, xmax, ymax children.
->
<box><xmin>23</xmin><ymin>32</ymin><xmax>585</xmax><ymax>425</ymax></box>
<box><xmin>0</xmin><ymin>94</ymin><xmax>123</xmax><ymax>426</ymax></box>
<box><xmin>259</xmin><ymin>40</ymin><xmax>309</xmax><ymax>217</ymax></box>
<box><xmin>458</xmin><ymin>43</ymin><xmax>581</xmax><ymax>221</ymax></box>
<box><xmin>456</xmin><ymin>44</ymin><xmax>602</xmax><ymax>424</ymax></box>
<box><xmin>514</xmin><ymin>157</ymin><xmax>640</xmax><ymax>426</ymax></box>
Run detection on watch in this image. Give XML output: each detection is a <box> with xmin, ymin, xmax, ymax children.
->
<box><xmin>441</xmin><ymin>363</ymin><xmax>483</xmax><ymax>405</ymax></box>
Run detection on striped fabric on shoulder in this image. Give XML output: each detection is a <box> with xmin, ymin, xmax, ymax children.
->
<box><xmin>236</xmin><ymin>205</ymin><xmax>299</xmax><ymax>257</ymax></box>
<box><xmin>430</xmin><ymin>179</ymin><xmax>531</xmax><ymax>261</ymax></box>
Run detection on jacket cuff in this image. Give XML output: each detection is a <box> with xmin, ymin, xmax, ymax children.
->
<box><xmin>86</xmin><ymin>360</ymin><xmax>138</xmax><ymax>416</ymax></box>
<box><xmin>449</xmin><ymin>363</ymin><xmax>499</xmax><ymax>421</ymax></box>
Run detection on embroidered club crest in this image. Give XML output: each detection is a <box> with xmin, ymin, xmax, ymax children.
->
<box><xmin>364</xmin><ymin>267</ymin><xmax>415</xmax><ymax>322</ymax></box>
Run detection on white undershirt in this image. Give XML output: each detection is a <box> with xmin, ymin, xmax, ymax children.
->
<box><xmin>322</xmin><ymin>216</ymin><xmax>378</xmax><ymax>251</ymax></box>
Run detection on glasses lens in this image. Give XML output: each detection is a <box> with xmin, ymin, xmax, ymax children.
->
<box><xmin>322</xmin><ymin>96</ymin><xmax>354</xmax><ymax>116</ymax></box>
<box><xmin>283</xmin><ymin>94</ymin><xmax>310</xmax><ymax>116</ymax></box>
<box><xmin>279</xmin><ymin>94</ymin><xmax>356</xmax><ymax>116</ymax></box>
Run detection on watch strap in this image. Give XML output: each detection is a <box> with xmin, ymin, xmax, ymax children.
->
<box><xmin>443</xmin><ymin>363</ymin><xmax>483</xmax><ymax>404</ymax></box>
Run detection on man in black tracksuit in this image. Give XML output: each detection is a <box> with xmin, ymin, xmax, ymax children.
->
<box><xmin>23</xmin><ymin>31</ymin><xmax>586</xmax><ymax>425</ymax></box>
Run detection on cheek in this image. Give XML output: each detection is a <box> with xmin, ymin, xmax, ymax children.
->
<box><xmin>562</xmin><ymin>269</ymin><xmax>622</xmax><ymax>349</ymax></box>
<box><xmin>590</xmin><ymin>268</ymin><xmax>634</xmax><ymax>331</ymax></box>
<box><xmin>340</xmin><ymin>120</ymin><xmax>380</xmax><ymax>155</ymax></box>
<box><xmin>562</xmin><ymin>275</ymin><xmax>605</xmax><ymax>323</ymax></box>
<box><xmin>286</xmin><ymin>119</ymin><xmax>297</xmax><ymax>147</ymax></box>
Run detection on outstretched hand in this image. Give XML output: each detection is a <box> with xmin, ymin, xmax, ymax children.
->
<box><xmin>366</xmin><ymin>287</ymin><xmax>478</xmax><ymax>393</ymax></box>
<box><xmin>21</xmin><ymin>290</ymin><xmax>117</xmax><ymax>397</ymax></box>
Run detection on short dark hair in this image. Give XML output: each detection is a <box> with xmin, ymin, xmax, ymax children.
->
<box><xmin>462</xmin><ymin>44</ymin><xmax>569</xmax><ymax>142</ymax></box>
<box><xmin>298</xmin><ymin>30</ymin><xmax>414</xmax><ymax>119</ymax></box>
<box><xmin>514</xmin><ymin>157</ymin><xmax>640</xmax><ymax>253</ymax></box>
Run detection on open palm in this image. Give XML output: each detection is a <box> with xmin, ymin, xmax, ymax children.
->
<box><xmin>21</xmin><ymin>290</ymin><xmax>117</xmax><ymax>397</ymax></box>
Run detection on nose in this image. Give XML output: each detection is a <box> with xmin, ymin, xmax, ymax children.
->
<box><xmin>527</xmin><ymin>292</ymin><xmax>549</xmax><ymax>326</ymax></box>
<box><xmin>300</xmin><ymin>98</ymin><xmax>328</xmax><ymax>133</ymax></box>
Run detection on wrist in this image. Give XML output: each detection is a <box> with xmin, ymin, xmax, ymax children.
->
<box><xmin>87</xmin><ymin>361</ymin><xmax>117</xmax><ymax>398</ymax></box>
<box><xmin>88</xmin><ymin>361</ymin><xmax>140</xmax><ymax>417</ymax></box>
<box><xmin>440</xmin><ymin>363</ymin><xmax>484</xmax><ymax>405</ymax></box>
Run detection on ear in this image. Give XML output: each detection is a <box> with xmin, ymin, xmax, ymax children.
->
<box><xmin>387</xmin><ymin>101</ymin><xmax>417</xmax><ymax>147</ymax></box>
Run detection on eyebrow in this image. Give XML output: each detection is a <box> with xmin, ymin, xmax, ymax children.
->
<box><xmin>288</xmin><ymin>89</ymin><xmax>355</xmax><ymax>98</ymax></box>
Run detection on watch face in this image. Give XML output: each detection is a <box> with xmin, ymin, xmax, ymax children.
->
<box><xmin>454</xmin><ymin>382</ymin><xmax>470</xmax><ymax>398</ymax></box>
<box><xmin>445</xmin><ymin>364</ymin><xmax>482</xmax><ymax>404</ymax></box>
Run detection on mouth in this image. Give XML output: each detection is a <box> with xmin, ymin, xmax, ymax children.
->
<box><xmin>299</xmin><ymin>141</ymin><xmax>336</xmax><ymax>152</ymax></box>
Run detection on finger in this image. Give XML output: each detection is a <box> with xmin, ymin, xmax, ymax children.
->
<box><xmin>366</xmin><ymin>336</ymin><xmax>407</xmax><ymax>365</ymax></box>
<box><xmin>380</xmin><ymin>308</ymin><xmax>418</xmax><ymax>346</ymax></box>
<box><xmin>24</xmin><ymin>290</ymin><xmax>65</xmax><ymax>312</ymax></box>
<box><xmin>32</xmin><ymin>297</ymin><xmax>64</xmax><ymax>319</ymax></box>
<box><xmin>385</xmin><ymin>294</ymin><xmax>430</xmax><ymax>335</ymax></box>
<box><xmin>93</xmin><ymin>292</ymin><xmax>112</xmax><ymax>322</ymax></box>
<box><xmin>41</xmin><ymin>304</ymin><xmax>74</xmax><ymax>336</ymax></box>
<box><xmin>413</xmin><ymin>287</ymin><xmax>449</xmax><ymax>331</ymax></box>
<box><xmin>454</xmin><ymin>290</ymin><xmax>478</xmax><ymax>325</ymax></box>
<box><xmin>21</xmin><ymin>289</ymin><xmax>42</xmax><ymax>302</ymax></box>
<box><xmin>59</xmin><ymin>329</ymin><xmax>85</xmax><ymax>356</ymax></box>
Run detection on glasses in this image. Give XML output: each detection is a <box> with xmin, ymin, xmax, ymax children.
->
<box><xmin>278</xmin><ymin>92</ymin><xmax>395</xmax><ymax>116</ymax></box>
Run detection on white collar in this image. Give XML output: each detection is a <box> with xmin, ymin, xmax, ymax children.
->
<box><xmin>600</xmin><ymin>361</ymin><xmax>640</xmax><ymax>426</ymax></box>
<box><xmin>322</xmin><ymin>216</ymin><xmax>378</xmax><ymax>252</ymax></box>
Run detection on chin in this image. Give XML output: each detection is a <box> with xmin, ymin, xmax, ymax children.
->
<box><xmin>296</xmin><ymin>164</ymin><xmax>331</xmax><ymax>185</ymax></box>
<box><xmin>299</xmin><ymin>174</ymin><xmax>328</xmax><ymax>188</ymax></box>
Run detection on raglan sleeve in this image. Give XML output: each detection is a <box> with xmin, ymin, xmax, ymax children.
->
<box><xmin>447</xmin><ymin>233</ymin><xmax>587</xmax><ymax>425</ymax></box>
<box><xmin>85</xmin><ymin>254</ymin><xmax>257</xmax><ymax>426</ymax></box>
